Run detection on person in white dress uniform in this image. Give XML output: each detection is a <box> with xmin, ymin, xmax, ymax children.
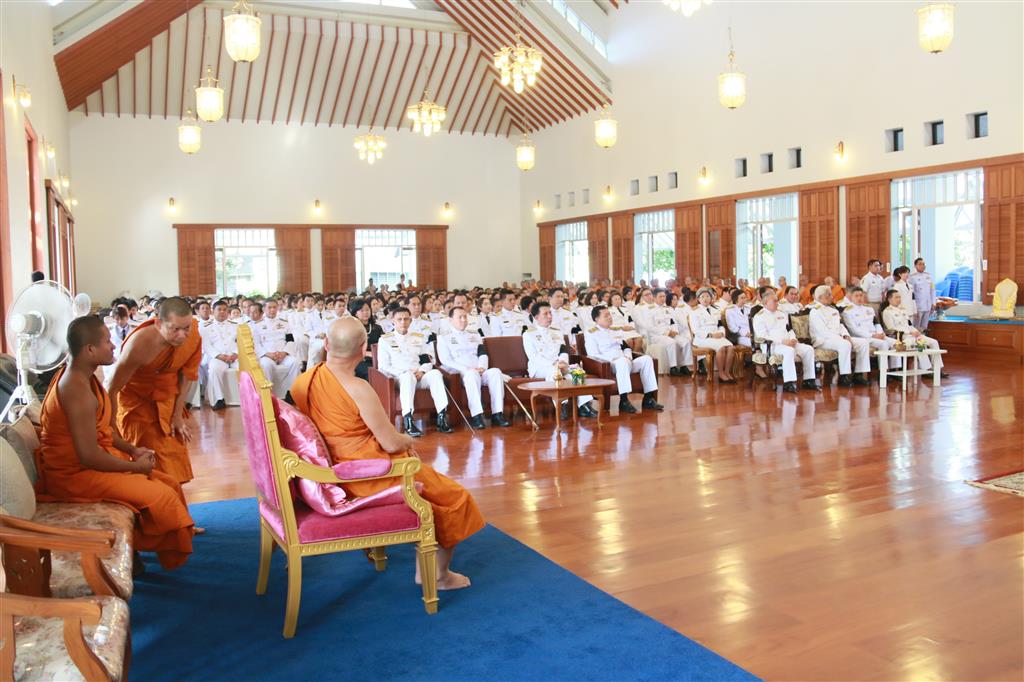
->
<box><xmin>842</xmin><ymin>287</ymin><xmax>899</xmax><ymax>369</ymax></box>
<box><xmin>808</xmin><ymin>286</ymin><xmax>872</xmax><ymax>386</ymax></box>
<box><xmin>753</xmin><ymin>292</ymin><xmax>818</xmax><ymax>393</ymax></box>
<box><xmin>890</xmin><ymin>266</ymin><xmax>918</xmax><ymax>319</ymax></box>
<box><xmin>377</xmin><ymin>307</ymin><xmax>452</xmax><ymax>438</ymax></box>
<box><xmin>200</xmin><ymin>301</ymin><xmax>239</xmax><ymax>410</ymax></box>
<box><xmin>437</xmin><ymin>307</ymin><xmax>510</xmax><ymax>429</ymax></box>
<box><xmin>608</xmin><ymin>292</ymin><xmax>645</xmax><ymax>354</ymax></box>
<box><xmin>908</xmin><ymin>258</ymin><xmax>936</xmax><ymax>332</ymax></box>
<box><xmin>725</xmin><ymin>289</ymin><xmax>754</xmax><ymax>348</ymax></box>
<box><xmin>584</xmin><ymin>305</ymin><xmax>663</xmax><ymax>414</ymax></box>
<box><xmin>476</xmin><ymin>296</ymin><xmax>500</xmax><ymax>337</ymax></box>
<box><xmin>861</xmin><ymin>259</ymin><xmax>887</xmax><ymax>313</ymax></box>
<box><xmin>252</xmin><ymin>300</ymin><xmax>303</xmax><ymax>399</ymax></box>
<box><xmin>881</xmin><ymin>289</ymin><xmax>946</xmax><ymax>374</ymax></box>
<box><xmin>522</xmin><ymin>302</ymin><xmax>597</xmax><ymax>420</ymax></box>
<box><xmin>690</xmin><ymin>289</ymin><xmax>737</xmax><ymax>382</ymax></box>
<box><xmin>634</xmin><ymin>289</ymin><xmax>693</xmax><ymax>377</ymax></box>
<box><xmin>302</xmin><ymin>305</ymin><xmax>329</xmax><ymax>366</ymax></box>
<box><xmin>495</xmin><ymin>290</ymin><xmax>528</xmax><ymax>337</ymax></box>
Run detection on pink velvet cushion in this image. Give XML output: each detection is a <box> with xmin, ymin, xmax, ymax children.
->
<box><xmin>260</xmin><ymin>499</ymin><xmax>420</xmax><ymax>543</ymax></box>
<box><xmin>239</xmin><ymin>372</ymin><xmax>279</xmax><ymax>509</ymax></box>
<box><xmin>271</xmin><ymin>396</ymin><xmax>407</xmax><ymax>517</ymax></box>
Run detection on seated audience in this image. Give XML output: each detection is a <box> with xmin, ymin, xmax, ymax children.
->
<box><xmin>584</xmin><ymin>305</ymin><xmax>663</xmax><ymax>413</ymax></box>
<box><xmin>523</xmin><ymin>301</ymin><xmax>597</xmax><ymax>419</ymax></box>
<box><xmin>808</xmin><ymin>285</ymin><xmax>871</xmax><ymax>386</ymax></box>
<box><xmin>690</xmin><ymin>289</ymin><xmax>737</xmax><ymax>383</ymax></box>
<box><xmin>880</xmin><ymin>288</ymin><xmax>947</xmax><ymax>375</ymax></box>
<box><xmin>753</xmin><ymin>293</ymin><xmax>817</xmax><ymax>393</ymax></box>
<box><xmin>842</xmin><ymin>287</ymin><xmax>899</xmax><ymax>369</ymax></box>
<box><xmin>437</xmin><ymin>307</ymin><xmax>510</xmax><ymax>429</ymax></box>
<box><xmin>200</xmin><ymin>300</ymin><xmax>239</xmax><ymax>410</ymax></box>
<box><xmin>251</xmin><ymin>299</ymin><xmax>302</xmax><ymax>399</ymax></box>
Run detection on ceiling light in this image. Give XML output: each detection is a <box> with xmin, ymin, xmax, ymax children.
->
<box><xmin>494</xmin><ymin>34</ymin><xmax>543</xmax><ymax>94</ymax></box>
<box><xmin>918</xmin><ymin>3</ymin><xmax>954</xmax><ymax>53</ymax></box>
<box><xmin>354</xmin><ymin>129</ymin><xmax>387</xmax><ymax>164</ymax></box>
<box><xmin>718</xmin><ymin>28</ymin><xmax>746</xmax><ymax>110</ymax></box>
<box><xmin>195</xmin><ymin>66</ymin><xmax>224</xmax><ymax>122</ymax></box>
<box><xmin>178</xmin><ymin>110</ymin><xmax>201</xmax><ymax>154</ymax></box>
<box><xmin>516</xmin><ymin>135</ymin><xmax>536</xmax><ymax>171</ymax></box>
<box><xmin>406</xmin><ymin>90</ymin><xmax>446</xmax><ymax>137</ymax></box>
<box><xmin>594</xmin><ymin>105</ymin><xmax>617</xmax><ymax>149</ymax></box>
<box><xmin>663</xmin><ymin>0</ymin><xmax>712</xmax><ymax>18</ymax></box>
<box><xmin>224</xmin><ymin>0</ymin><xmax>261</xmax><ymax>63</ymax></box>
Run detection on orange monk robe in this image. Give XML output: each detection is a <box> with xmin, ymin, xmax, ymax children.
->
<box><xmin>36</xmin><ymin>368</ymin><xmax>194</xmax><ymax>570</ymax></box>
<box><xmin>799</xmin><ymin>285</ymin><xmax>816</xmax><ymax>305</ymax></box>
<box><xmin>831</xmin><ymin>284</ymin><xmax>846</xmax><ymax>302</ymax></box>
<box><xmin>291</xmin><ymin>365</ymin><xmax>484</xmax><ymax>549</ymax></box>
<box><xmin>116</xmin><ymin>318</ymin><xmax>202</xmax><ymax>484</ymax></box>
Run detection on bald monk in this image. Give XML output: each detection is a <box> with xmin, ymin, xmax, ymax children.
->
<box><xmin>108</xmin><ymin>297</ymin><xmax>202</xmax><ymax>486</ymax></box>
<box><xmin>36</xmin><ymin>316</ymin><xmax>194</xmax><ymax>570</ymax></box>
<box><xmin>291</xmin><ymin>317</ymin><xmax>484</xmax><ymax>590</ymax></box>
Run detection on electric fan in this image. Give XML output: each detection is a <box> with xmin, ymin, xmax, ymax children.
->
<box><xmin>1</xmin><ymin>280</ymin><xmax>75</xmax><ymax>423</ymax></box>
<box><xmin>73</xmin><ymin>292</ymin><xmax>93</xmax><ymax>317</ymax></box>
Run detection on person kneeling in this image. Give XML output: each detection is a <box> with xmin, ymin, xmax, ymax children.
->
<box><xmin>584</xmin><ymin>305</ymin><xmax>663</xmax><ymax>413</ymax></box>
<box><xmin>291</xmin><ymin>318</ymin><xmax>484</xmax><ymax>589</ymax></box>
<box><xmin>36</xmin><ymin>316</ymin><xmax>195</xmax><ymax>571</ymax></box>
<box><xmin>437</xmin><ymin>306</ymin><xmax>511</xmax><ymax>429</ymax></box>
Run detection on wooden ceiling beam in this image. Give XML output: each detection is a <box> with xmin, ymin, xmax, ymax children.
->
<box><xmin>385</xmin><ymin>28</ymin><xmax>424</xmax><ymax>131</ymax></box>
<box><xmin>300</xmin><ymin>18</ymin><xmax>326</xmax><ymax>125</ymax></box>
<box><xmin>342</xmin><ymin>23</ymin><xmax>376</xmax><ymax>127</ymax></box>
<box><xmin>284</xmin><ymin>17</ymin><xmax>310</xmax><ymax>125</ymax></box>
<box><xmin>314</xmin><ymin>20</ymin><xmax>342</xmax><ymax>126</ymax></box>
<box><xmin>270</xmin><ymin>16</ymin><xmax>295</xmax><ymax>124</ymax></box>
<box><xmin>366</xmin><ymin>25</ymin><xmax>403</xmax><ymax>128</ymax></box>
<box><xmin>327</xmin><ymin>22</ymin><xmax>357</xmax><ymax>126</ymax></box>
<box><xmin>256</xmin><ymin>15</ymin><xmax>279</xmax><ymax>123</ymax></box>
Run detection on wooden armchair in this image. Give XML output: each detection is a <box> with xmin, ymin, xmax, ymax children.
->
<box><xmin>237</xmin><ymin>325</ymin><xmax>439</xmax><ymax>639</ymax></box>
<box><xmin>576</xmin><ymin>332</ymin><xmax>659</xmax><ymax>402</ymax></box>
<box><xmin>367</xmin><ymin>343</ymin><xmax>442</xmax><ymax>426</ymax></box>
<box><xmin>788</xmin><ymin>311</ymin><xmax>838</xmax><ymax>384</ymax></box>
<box><xmin>686</xmin><ymin>316</ymin><xmax>717</xmax><ymax>385</ymax></box>
<box><xmin>481</xmin><ymin>336</ymin><xmax>536</xmax><ymax>420</ymax></box>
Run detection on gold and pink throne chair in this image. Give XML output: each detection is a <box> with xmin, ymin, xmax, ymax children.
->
<box><xmin>235</xmin><ymin>324</ymin><xmax>440</xmax><ymax>638</ymax></box>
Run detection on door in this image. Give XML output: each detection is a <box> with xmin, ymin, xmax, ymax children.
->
<box><xmin>894</xmin><ymin>209</ymin><xmax>920</xmax><ymax>270</ymax></box>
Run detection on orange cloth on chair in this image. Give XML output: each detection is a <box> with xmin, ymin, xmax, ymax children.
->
<box><xmin>291</xmin><ymin>364</ymin><xmax>484</xmax><ymax>549</ymax></box>
<box><xmin>35</xmin><ymin>367</ymin><xmax>194</xmax><ymax>570</ymax></box>
<box><xmin>116</xmin><ymin>318</ymin><xmax>202</xmax><ymax>484</ymax></box>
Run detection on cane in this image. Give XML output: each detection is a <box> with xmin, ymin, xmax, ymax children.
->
<box><xmin>442</xmin><ymin>384</ymin><xmax>476</xmax><ymax>435</ymax></box>
<box><xmin>502</xmin><ymin>374</ymin><xmax>540</xmax><ymax>431</ymax></box>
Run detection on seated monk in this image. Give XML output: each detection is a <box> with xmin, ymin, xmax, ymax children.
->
<box><xmin>290</xmin><ymin>317</ymin><xmax>484</xmax><ymax>590</ymax></box>
<box><xmin>36</xmin><ymin>316</ymin><xmax>194</xmax><ymax>570</ymax></box>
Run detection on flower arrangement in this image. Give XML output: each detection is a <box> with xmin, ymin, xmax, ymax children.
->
<box><xmin>915</xmin><ymin>336</ymin><xmax>929</xmax><ymax>352</ymax></box>
<box><xmin>569</xmin><ymin>367</ymin><xmax>587</xmax><ymax>385</ymax></box>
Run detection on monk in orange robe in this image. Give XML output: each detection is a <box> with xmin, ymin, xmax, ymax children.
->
<box><xmin>291</xmin><ymin>317</ymin><xmax>484</xmax><ymax>590</ymax></box>
<box><xmin>36</xmin><ymin>316</ymin><xmax>193</xmax><ymax>570</ymax></box>
<box><xmin>108</xmin><ymin>297</ymin><xmax>202</xmax><ymax>485</ymax></box>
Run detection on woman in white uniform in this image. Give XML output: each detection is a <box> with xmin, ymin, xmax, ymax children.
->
<box><xmin>725</xmin><ymin>289</ymin><xmax>754</xmax><ymax>348</ymax></box>
<box><xmin>608</xmin><ymin>292</ymin><xmax>645</xmax><ymax>353</ymax></box>
<box><xmin>891</xmin><ymin>266</ymin><xmax>917</xmax><ymax>317</ymax></box>
<box><xmin>880</xmin><ymin>289</ymin><xmax>946</xmax><ymax>374</ymax></box>
<box><xmin>690</xmin><ymin>289</ymin><xmax>738</xmax><ymax>382</ymax></box>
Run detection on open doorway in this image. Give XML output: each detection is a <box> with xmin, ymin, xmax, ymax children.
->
<box><xmin>354</xmin><ymin>228</ymin><xmax>416</xmax><ymax>291</ymax></box>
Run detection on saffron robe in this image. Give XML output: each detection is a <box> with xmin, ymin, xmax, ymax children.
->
<box><xmin>291</xmin><ymin>364</ymin><xmax>484</xmax><ymax>549</ymax></box>
<box><xmin>36</xmin><ymin>367</ymin><xmax>194</xmax><ymax>570</ymax></box>
<box><xmin>116</xmin><ymin>318</ymin><xmax>202</xmax><ymax>484</ymax></box>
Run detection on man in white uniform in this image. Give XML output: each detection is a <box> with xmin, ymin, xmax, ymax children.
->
<box><xmin>548</xmin><ymin>288</ymin><xmax>580</xmax><ymax>336</ymax></box>
<box><xmin>302</xmin><ymin>305</ymin><xmax>329</xmax><ymax>366</ymax></box>
<box><xmin>252</xmin><ymin>299</ymin><xmax>302</xmax><ymax>399</ymax></box>
<box><xmin>495</xmin><ymin>290</ymin><xmax>527</xmax><ymax>337</ymax></box>
<box><xmin>584</xmin><ymin>305</ymin><xmax>663</xmax><ymax>413</ymax></box>
<box><xmin>523</xmin><ymin>302</ymin><xmax>597</xmax><ymax>420</ymax></box>
<box><xmin>861</xmin><ymin>259</ymin><xmax>886</xmax><ymax>313</ymax></box>
<box><xmin>377</xmin><ymin>307</ymin><xmax>452</xmax><ymax>437</ymax></box>
<box><xmin>753</xmin><ymin>293</ymin><xmax>817</xmax><ymax>393</ymax></box>
<box><xmin>437</xmin><ymin>307</ymin><xmax>510</xmax><ymax>429</ymax></box>
<box><xmin>636</xmin><ymin>289</ymin><xmax>693</xmax><ymax>376</ymax></box>
<box><xmin>808</xmin><ymin>286</ymin><xmax>871</xmax><ymax>386</ymax></box>
<box><xmin>842</xmin><ymin>287</ymin><xmax>898</xmax><ymax>369</ymax></box>
<box><xmin>200</xmin><ymin>300</ymin><xmax>238</xmax><ymax>410</ymax></box>
<box><xmin>908</xmin><ymin>258</ymin><xmax>935</xmax><ymax>332</ymax></box>
<box><xmin>406</xmin><ymin>295</ymin><xmax>434</xmax><ymax>337</ymax></box>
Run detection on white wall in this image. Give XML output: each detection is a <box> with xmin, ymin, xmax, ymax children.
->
<box><xmin>519</xmin><ymin>0</ymin><xmax>1024</xmax><ymax>274</ymax></box>
<box><xmin>1</xmin><ymin>1</ymin><xmax>74</xmax><ymax>291</ymax></box>
<box><xmin>69</xmin><ymin>114</ymin><xmax>523</xmax><ymax>302</ymax></box>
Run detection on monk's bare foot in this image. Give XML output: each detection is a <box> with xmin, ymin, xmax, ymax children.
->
<box><xmin>437</xmin><ymin>570</ymin><xmax>471</xmax><ymax>590</ymax></box>
<box><xmin>195</xmin><ymin>526</ymin><xmax>206</xmax><ymax>535</ymax></box>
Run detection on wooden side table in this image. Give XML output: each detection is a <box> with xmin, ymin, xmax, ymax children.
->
<box><xmin>519</xmin><ymin>378</ymin><xmax>616</xmax><ymax>429</ymax></box>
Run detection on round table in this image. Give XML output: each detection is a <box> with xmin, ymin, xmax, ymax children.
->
<box><xmin>519</xmin><ymin>378</ymin><xmax>616</xmax><ymax>429</ymax></box>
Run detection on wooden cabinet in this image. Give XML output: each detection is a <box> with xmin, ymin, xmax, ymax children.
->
<box><xmin>928</xmin><ymin>319</ymin><xmax>1024</xmax><ymax>363</ymax></box>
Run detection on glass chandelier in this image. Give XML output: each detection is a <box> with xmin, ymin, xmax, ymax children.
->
<box><xmin>516</xmin><ymin>134</ymin><xmax>535</xmax><ymax>171</ymax></box>
<box><xmin>717</xmin><ymin>28</ymin><xmax>746</xmax><ymax>110</ymax></box>
<box><xmin>594</xmin><ymin>105</ymin><xmax>617</xmax><ymax>148</ymax></box>
<box><xmin>354</xmin><ymin>129</ymin><xmax>387</xmax><ymax>165</ymax></box>
<box><xmin>663</xmin><ymin>0</ymin><xmax>712</xmax><ymax>18</ymax></box>
<box><xmin>178</xmin><ymin>110</ymin><xmax>201</xmax><ymax>154</ymax></box>
<box><xmin>917</xmin><ymin>3</ymin><xmax>954</xmax><ymax>53</ymax></box>
<box><xmin>195</xmin><ymin>66</ymin><xmax>224</xmax><ymax>123</ymax></box>
<box><xmin>406</xmin><ymin>90</ymin><xmax>446</xmax><ymax>137</ymax></box>
<box><xmin>224</xmin><ymin>0</ymin><xmax>261</xmax><ymax>63</ymax></box>
<box><xmin>494</xmin><ymin>33</ymin><xmax>543</xmax><ymax>94</ymax></box>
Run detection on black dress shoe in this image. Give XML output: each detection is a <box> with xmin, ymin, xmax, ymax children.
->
<box><xmin>641</xmin><ymin>395</ymin><xmax>664</xmax><ymax>411</ymax></box>
<box><xmin>403</xmin><ymin>413</ymin><xmax>423</xmax><ymax>438</ymax></box>
<box><xmin>490</xmin><ymin>413</ymin><xmax>511</xmax><ymax>427</ymax></box>
<box><xmin>782</xmin><ymin>381</ymin><xmax>798</xmax><ymax>393</ymax></box>
<box><xmin>853</xmin><ymin>376</ymin><xmax>870</xmax><ymax>386</ymax></box>
<box><xmin>213</xmin><ymin>399</ymin><xmax>227</xmax><ymax>411</ymax></box>
<box><xmin>669</xmin><ymin>367</ymin><xmax>681</xmax><ymax>377</ymax></box>
<box><xmin>469</xmin><ymin>414</ymin><xmax>486</xmax><ymax>430</ymax></box>
<box><xmin>560</xmin><ymin>402</ymin><xmax>571</xmax><ymax>421</ymax></box>
<box><xmin>801</xmin><ymin>379</ymin><xmax>820</xmax><ymax>391</ymax></box>
<box><xmin>185</xmin><ymin>403</ymin><xmax>194</xmax><ymax>411</ymax></box>
<box><xmin>678</xmin><ymin>366</ymin><xmax>692</xmax><ymax>377</ymax></box>
<box><xmin>578</xmin><ymin>403</ymin><xmax>598</xmax><ymax>418</ymax></box>
<box><xmin>697</xmin><ymin>364</ymin><xmax>708</xmax><ymax>376</ymax></box>
<box><xmin>618</xmin><ymin>398</ymin><xmax>638</xmax><ymax>414</ymax></box>
<box><xmin>436</xmin><ymin>409</ymin><xmax>454</xmax><ymax>434</ymax></box>
<box><xmin>940</xmin><ymin>371</ymin><xmax>950</xmax><ymax>378</ymax></box>
<box><xmin>838</xmin><ymin>375</ymin><xmax>853</xmax><ymax>387</ymax></box>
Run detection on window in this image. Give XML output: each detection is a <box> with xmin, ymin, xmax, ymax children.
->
<box><xmin>969</xmin><ymin>112</ymin><xmax>988</xmax><ymax>138</ymax></box>
<box><xmin>633</xmin><ymin>209</ymin><xmax>675</xmax><ymax>284</ymax></box>
<box><xmin>891</xmin><ymin>168</ymin><xmax>984</xmax><ymax>301</ymax></box>
<box><xmin>735</xmin><ymin>158</ymin><xmax>747</xmax><ymax>178</ymax></box>
<box><xmin>789</xmin><ymin>147</ymin><xmax>802</xmax><ymax>168</ymax></box>
<box><xmin>215</xmin><ymin>229</ymin><xmax>279</xmax><ymax>297</ymax></box>
<box><xmin>667</xmin><ymin>172</ymin><xmax>678</xmax><ymax>189</ymax></box>
<box><xmin>582</xmin><ymin>188</ymin><xmax>590</xmax><ymax>205</ymax></box>
<box><xmin>555</xmin><ymin>193</ymin><xmax>562</xmax><ymax>209</ymax></box>
<box><xmin>555</xmin><ymin>221</ymin><xmax>589</xmax><ymax>283</ymax></box>
<box><xmin>927</xmin><ymin>120</ymin><xmax>944</xmax><ymax>146</ymax></box>
<box><xmin>543</xmin><ymin>0</ymin><xmax>608</xmax><ymax>58</ymax></box>
<box><xmin>736</xmin><ymin>193</ymin><xmax>799</xmax><ymax>286</ymax></box>
<box><xmin>354</xmin><ymin>229</ymin><xmax>417</xmax><ymax>291</ymax></box>
<box><xmin>568</xmin><ymin>191</ymin><xmax>576</xmax><ymax>208</ymax></box>
<box><xmin>629</xmin><ymin>179</ymin><xmax>639</xmax><ymax>196</ymax></box>
<box><xmin>888</xmin><ymin>128</ymin><xmax>904</xmax><ymax>152</ymax></box>
<box><xmin>761</xmin><ymin>153</ymin><xmax>774</xmax><ymax>174</ymax></box>
<box><xmin>648</xmin><ymin>175</ymin><xmax>659</xmax><ymax>192</ymax></box>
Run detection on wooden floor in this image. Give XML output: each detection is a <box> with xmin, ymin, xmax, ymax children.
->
<box><xmin>186</xmin><ymin>359</ymin><xmax>1023</xmax><ymax>682</ymax></box>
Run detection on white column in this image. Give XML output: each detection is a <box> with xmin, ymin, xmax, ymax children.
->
<box><xmin>310</xmin><ymin>228</ymin><xmax>323</xmax><ymax>292</ymax></box>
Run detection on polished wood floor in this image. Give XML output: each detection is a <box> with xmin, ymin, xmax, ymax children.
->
<box><xmin>185</xmin><ymin>358</ymin><xmax>1023</xmax><ymax>682</ymax></box>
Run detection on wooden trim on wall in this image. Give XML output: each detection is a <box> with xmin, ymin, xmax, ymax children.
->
<box><xmin>274</xmin><ymin>227</ymin><xmax>312</xmax><ymax>293</ymax></box>
<box><xmin>23</xmin><ymin>117</ymin><xmax>45</xmax><ymax>272</ymax></box>
<box><xmin>982</xmin><ymin>160</ymin><xmax>1024</xmax><ymax>305</ymax></box>
<box><xmin>172</xmin><ymin>223</ymin><xmax>449</xmax><ymax>230</ymax></box>
<box><xmin>175</xmin><ymin>225</ymin><xmax>215</xmax><ymax>295</ymax></box>
<box><xmin>538</xmin><ymin>224</ymin><xmax>555</xmax><ymax>281</ymax></box>
<box><xmin>321</xmin><ymin>227</ymin><xmax>356</xmax><ymax>292</ymax></box>
<box><xmin>846</xmin><ymin>179</ymin><xmax>891</xmax><ymax>279</ymax></box>
<box><xmin>674</xmin><ymin>205</ymin><xmax>702</xmax><ymax>283</ymax></box>
<box><xmin>705</xmin><ymin>200</ymin><xmax>735</xmax><ymax>281</ymax></box>
<box><xmin>415</xmin><ymin>226</ymin><xmax>448</xmax><ymax>289</ymax></box>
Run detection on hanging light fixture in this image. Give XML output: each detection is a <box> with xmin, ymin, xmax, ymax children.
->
<box><xmin>594</xmin><ymin>105</ymin><xmax>618</xmax><ymax>149</ymax></box>
<box><xmin>718</xmin><ymin>27</ymin><xmax>746</xmax><ymax>109</ymax></box>
<box><xmin>354</xmin><ymin>129</ymin><xmax>387</xmax><ymax>164</ymax></box>
<box><xmin>494</xmin><ymin>2</ymin><xmax>543</xmax><ymax>94</ymax></box>
<box><xmin>224</xmin><ymin>0</ymin><xmax>261</xmax><ymax>63</ymax></box>
<box><xmin>516</xmin><ymin>134</ymin><xmax>536</xmax><ymax>171</ymax></box>
<box><xmin>917</xmin><ymin>3</ymin><xmax>954</xmax><ymax>53</ymax></box>
<box><xmin>178</xmin><ymin>109</ymin><xmax>201</xmax><ymax>154</ymax></box>
<box><xmin>698</xmin><ymin>166</ymin><xmax>711</xmax><ymax>186</ymax></box>
<box><xmin>663</xmin><ymin>0</ymin><xmax>712</xmax><ymax>18</ymax></box>
<box><xmin>195</xmin><ymin>66</ymin><xmax>224</xmax><ymax>122</ymax></box>
<box><xmin>406</xmin><ymin>89</ymin><xmax>446</xmax><ymax>137</ymax></box>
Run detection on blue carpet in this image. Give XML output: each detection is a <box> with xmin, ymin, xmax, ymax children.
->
<box><xmin>130</xmin><ymin>498</ymin><xmax>758</xmax><ymax>682</ymax></box>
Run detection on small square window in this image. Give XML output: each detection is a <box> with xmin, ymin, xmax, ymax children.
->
<box><xmin>629</xmin><ymin>179</ymin><xmax>640</xmax><ymax>196</ymax></box>
<box><xmin>760</xmin><ymin>153</ymin><xmax>774</xmax><ymax>173</ymax></box>
<box><xmin>735</xmin><ymin>158</ymin><xmax>747</xmax><ymax>178</ymax></box>
<box><xmin>667</xmin><ymin>172</ymin><xmax>678</xmax><ymax>189</ymax></box>
<box><xmin>648</xmin><ymin>175</ymin><xmax>658</xmax><ymax>192</ymax></box>
<box><xmin>887</xmin><ymin>128</ymin><xmax>904</xmax><ymax>152</ymax></box>
<box><xmin>567</xmin><ymin>191</ymin><xmax>576</xmax><ymax>207</ymax></box>
<box><xmin>926</xmin><ymin>120</ymin><xmax>944</xmax><ymax>146</ymax></box>
<box><xmin>969</xmin><ymin>112</ymin><xmax>988</xmax><ymax>138</ymax></box>
<box><xmin>582</xmin><ymin>188</ymin><xmax>590</xmax><ymax>205</ymax></box>
<box><xmin>788</xmin><ymin>147</ymin><xmax>802</xmax><ymax>168</ymax></box>
<box><xmin>554</xmin><ymin>194</ymin><xmax>561</xmax><ymax>209</ymax></box>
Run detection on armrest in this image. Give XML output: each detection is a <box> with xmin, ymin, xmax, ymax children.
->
<box><xmin>0</xmin><ymin>516</ymin><xmax>116</xmax><ymax>544</ymax></box>
<box><xmin>581</xmin><ymin>356</ymin><xmax>607</xmax><ymax>377</ymax></box>
<box><xmin>2</xmin><ymin>593</ymin><xmax>110</xmax><ymax>681</ymax></box>
<box><xmin>2</xmin><ymin>592</ymin><xmax>102</xmax><ymax>623</ymax></box>
<box><xmin>0</xmin><ymin>527</ymin><xmax>114</xmax><ymax>555</ymax></box>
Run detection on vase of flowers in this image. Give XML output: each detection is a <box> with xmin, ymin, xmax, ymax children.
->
<box><xmin>569</xmin><ymin>368</ymin><xmax>587</xmax><ymax>385</ymax></box>
<box><xmin>915</xmin><ymin>336</ymin><xmax>928</xmax><ymax>352</ymax></box>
